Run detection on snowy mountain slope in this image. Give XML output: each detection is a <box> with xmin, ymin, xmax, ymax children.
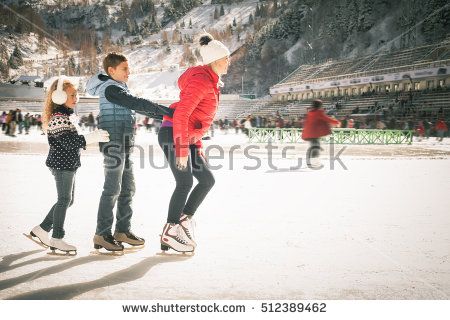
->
<box><xmin>0</xmin><ymin>30</ymin><xmax>62</xmax><ymax>80</ymax></box>
<box><xmin>128</xmin><ymin>68</ymin><xmax>184</xmax><ymax>100</ymax></box>
<box><xmin>122</xmin><ymin>1</ymin><xmax>258</xmax><ymax>98</ymax></box>
<box><xmin>1</xmin><ymin>0</ymin><xmax>257</xmax><ymax>98</ymax></box>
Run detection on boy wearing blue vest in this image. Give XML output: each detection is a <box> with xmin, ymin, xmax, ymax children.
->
<box><xmin>86</xmin><ymin>52</ymin><xmax>173</xmax><ymax>252</ymax></box>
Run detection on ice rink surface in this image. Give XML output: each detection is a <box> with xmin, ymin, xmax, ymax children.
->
<box><xmin>0</xmin><ymin>130</ymin><xmax>449</xmax><ymax>299</ymax></box>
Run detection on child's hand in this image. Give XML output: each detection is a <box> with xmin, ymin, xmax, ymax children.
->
<box><xmin>84</xmin><ymin>129</ymin><xmax>110</xmax><ymax>144</ymax></box>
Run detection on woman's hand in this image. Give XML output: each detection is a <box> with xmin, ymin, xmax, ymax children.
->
<box><xmin>197</xmin><ymin>148</ymin><xmax>208</xmax><ymax>163</ymax></box>
<box><xmin>176</xmin><ymin>156</ymin><xmax>189</xmax><ymax>171</ymax></box>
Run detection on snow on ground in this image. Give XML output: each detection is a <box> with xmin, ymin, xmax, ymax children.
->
<box><xmin>0</xmin><ymin>130</ymin><xmax>449</xmax><ymax>299</ymax></box>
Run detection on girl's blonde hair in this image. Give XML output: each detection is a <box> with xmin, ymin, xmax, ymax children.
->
<box><xmin>42</xmin><ymin>79</ymin><xmax>75</xmax><ymax>132</ymax></box>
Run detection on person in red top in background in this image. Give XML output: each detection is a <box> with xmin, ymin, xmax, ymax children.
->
<box><xmin>415</xmin><ymin>121</ymin><xmax>425</xmax><ymax>141</ymax></box>
<box><xmin>302</xmin><ymin>99</ymin><xmax>340</xmax><ymax>168</ymax></box>
<box><xmin>435</xmin><ymin>118</ymin><xmax>448</xmax><ymax>142</ymax></box>
<box><xmin>158</xmin><ymin>33</ymin><xmax>230</xmax><ymax>253</ymax></box>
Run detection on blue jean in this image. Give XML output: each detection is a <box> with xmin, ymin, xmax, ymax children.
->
<box><xmin>96</xmin><ymin>142</ymin><xmax>136</xmax><ymax>236</ymax></box>
<box><xmin>40</xmin><ymin>169</ymin><xmax>76</xmax><ymax>239</ymax></box>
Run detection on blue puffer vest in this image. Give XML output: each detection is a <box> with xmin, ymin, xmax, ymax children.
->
<box><xmin>86</xmin><ymin>73</ymin><xmax>135</xmax><ymax>146</ymax></box>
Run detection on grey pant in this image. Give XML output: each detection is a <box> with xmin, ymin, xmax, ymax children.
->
<box><xmin>307</xmin><ymin>138</ymin><xmax>321</xmax><ymax>158</ymax></box>
<box><xmin>40</xmin><ymin>169</ymin><xmax>76</xmax><ymax>239</ymax></box>
<box><xmin>96</xmin><ymin>142</ymin><xmax>136</xmax><ymax>236</ymax></box>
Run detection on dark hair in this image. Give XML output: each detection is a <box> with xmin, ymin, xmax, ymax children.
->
<box><xmin>311</xmin><ymin>99</ymin><xmax>323</xmax><ymax>109</ymax></box>
<box><xmin>103</xmin><ymin>52</ymin><xmax>127</xmax><ymax>75</ymax></box>
<box><xmin>199</xmin><ymin>34</ymin><xmax>214</xmax><ymax>46</ymax></box>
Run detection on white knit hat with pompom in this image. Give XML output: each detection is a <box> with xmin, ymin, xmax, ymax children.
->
<box><xmin>199</xmin><ymin>33</ymin><xmax>230</xmax><ymax>65</ymax></box>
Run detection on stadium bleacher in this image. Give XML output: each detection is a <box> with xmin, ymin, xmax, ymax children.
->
<box><xmin>213</xmin><ymin>37</ymin><xmax>450</xmax><ymax>124</ymax></box>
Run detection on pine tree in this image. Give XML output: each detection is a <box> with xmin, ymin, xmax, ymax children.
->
<box><xmin>67</xmin><ymin>55</ymin><xmax>76</xmax><ymax>76</ymax></box>
<box><xmin>8</xmin><ymin>46</ymin><xmax>23</xmax><ymax>69</ymax></box>
<box><xmin>249</xmin><ymin>13</ymin><xmax>254</xmax><ymax>25</ymax></box>
<box><xmin>261</xmin><ymin>4</ymin><xmax>268</xmax><ymax>18</ymax></box>
<box><xmin>220</xmin><ymin>5</ymin><xmax>225</xmax><ymax>16</ymax></box>
<box><xmin>150</xmin><ymin>13</ymin><xmax>161</xmax><ymax>33</ymax></box>
<box><xmin>233</xmin><ymin>17</ymin><xmax>237</xmax><ymax>27</ymax></box>
<box><xmin>214</xmin><ymin>7</ymin><xmax>220</xmax><ymax>20</ymax></box>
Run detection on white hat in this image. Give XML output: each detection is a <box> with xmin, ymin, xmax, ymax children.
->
<box><xmin>199</xmin><ymin>34</ymin><xmax>230</xmax><ymax>65</ymax></box>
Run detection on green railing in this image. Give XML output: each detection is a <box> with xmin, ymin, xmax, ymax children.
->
<box><xmin>248</xmin><ymin>128</ymin><xmax>414</xmax><ymax>144</ymax></box>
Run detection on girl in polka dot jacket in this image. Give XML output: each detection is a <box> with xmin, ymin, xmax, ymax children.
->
<box><xmin>27</xmin><ymin>78</ymin><xmax>109</xmax><ymax>254</ymax></box>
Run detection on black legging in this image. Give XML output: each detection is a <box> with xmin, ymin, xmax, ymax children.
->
<box><xmin>158</xmin><ymin>127</ymin><xmax>215</xmax><ymax>224</ymax></box>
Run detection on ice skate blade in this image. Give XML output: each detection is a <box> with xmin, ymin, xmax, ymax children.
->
<box><xmin>122</xmin><ymin>243</ymin><xmax>145</xmax><ymax>251</ymax></box>
<box><xmin>23</xmin><ymin>233</ymin><xmax>48</xmax><ymax>248</ymax></box>
<box><xmin>158</xmin><ymin>243</ymin><xmax>195</xmax><ymax>256</ymax></box>
<box><xmin>48</xmin><ymin>248</ymin><xmax>77</xmax><ymax>256</ymax></box>
<box><xmin>91</xmin><ymin>248</ymin><xmax>124</xmax><ymax>256</ymax></box>
<box><xmin>156</xmin><ymin>250</ymin><xmax>195</xmax><ymax>257</ymax></box>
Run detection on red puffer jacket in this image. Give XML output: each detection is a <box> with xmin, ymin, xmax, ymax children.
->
<box><xmin>302</xmin><ymin>108</ymin><xmax>340</xmax><ymax>140</ymax></box>
<box><xmin>435</xmin><ymin>120</ymin><xmax>448</xmax><ymax>131</ymax></box>
<box><xmin>163</xmin><ymin>65</ymin><xmax>220</xmax><ymax>157</ymax></box>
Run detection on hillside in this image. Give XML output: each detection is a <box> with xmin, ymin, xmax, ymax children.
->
<box><xmin>0</xmin><ymin>0</ymin><xmax>449</xmax><ymax>97</ymax></box>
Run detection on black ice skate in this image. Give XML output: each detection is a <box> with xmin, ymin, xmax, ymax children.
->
<box><xmin>93</xmin><ymin>234</ymin><xmax>124</xmax><ymax>255</ymax></box>
<box><xmin>113</xmin><ymin>231</ymin><xmax>145</xmax><ymax>248</ymax></box>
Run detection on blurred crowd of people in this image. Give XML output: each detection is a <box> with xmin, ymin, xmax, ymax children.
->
<box><xmin>1</xmin><ymin>109</ymin><xmax>43</xmax><ymax>136</ymax></box>
<box><xmin>211</xmin><ymin>112</ymin><xmax>448</xmax><ymax>141</ymax></box>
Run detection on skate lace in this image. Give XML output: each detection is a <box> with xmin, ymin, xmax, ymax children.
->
<box><xmin>181</xmin><ymin>216</ymin><xmax>196</xmax><ymax>240</ymax></box>
<box><xmin>105</xmin><ymin>234</ymin><xmax>120</xmax><ymax>245</ymax></box>
<box><xmin>174</xmin><ymin>224</ymin><xmax>189</xmax><ymax>244</ymax></box>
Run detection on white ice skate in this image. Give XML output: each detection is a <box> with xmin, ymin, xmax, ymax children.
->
<box><xmin>160</xmin><ymin>223</ymin><xmax>194</xmax><ymax>253</ymax></box>
<box><xmin>49</xmin><ymin>237</ymin><xmax>77</xmax><ymax>255</ymax></box>
<box><xmin>180</xmin><ymin>214</ymin><xmax>197</xmax><ymax>248</ymax></box>
<box><xmin>24</xmin><ymin>225</ymin><xmax>50</xmax><ymax>248</ymax></box>
<box><xmin>308</xmin><ymin>157</ymin><xmax>323</xmax><ymax>169</ymax></box>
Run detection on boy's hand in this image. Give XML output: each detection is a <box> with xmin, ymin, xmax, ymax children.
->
<box><xmin>155</xmin><ymin>104</ymin><xmax>174</xmax><ymax>118</ymax></box>
<box><xmin>166</xmin><ymin>107</ymin><xmax>175</xmax><ymax>117</ymax></box>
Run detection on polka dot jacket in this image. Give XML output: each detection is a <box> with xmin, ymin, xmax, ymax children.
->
<box><xmin>45</xmin><ymin>105</ymin><xmax>87</xmax><ymax>171</ymax></box>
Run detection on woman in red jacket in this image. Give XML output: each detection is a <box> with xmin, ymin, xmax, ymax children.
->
<box><xmin>435</xmin><ymin>118</ymin><xmax>448</xmax><ymax>142</ymax></box>
<box><xmin>302</xmin><ymin>99</ymin><xmax>340</xmax><ymax>168</ymax></box>
<box><xmin>158</xmin><ymin>34</ymin><xmax>230</xmax><ymax>252</ymax></box>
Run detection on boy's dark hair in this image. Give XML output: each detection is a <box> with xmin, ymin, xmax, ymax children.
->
<box><xmin>312</xmin><ymin>99</ymin><xmax>323</xmax><ymax>109</ymax></box>
<box><xmin>103</xmin><ymin>52</ymin><xmax>127</xmax><ymax>75</ymax></box>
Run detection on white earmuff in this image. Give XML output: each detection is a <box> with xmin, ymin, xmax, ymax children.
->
<box><xmin>51</xmin><ymin>76</ymin><xmax>67</xmax><ymax>105</ymax></box>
